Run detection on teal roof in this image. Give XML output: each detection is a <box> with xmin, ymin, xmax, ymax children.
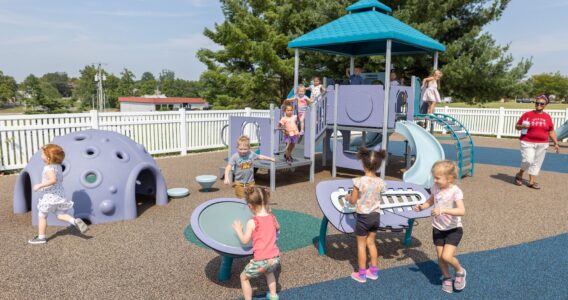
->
<box><xmin>346</xmin><ymin>0</ymin><xmax>392</xmax><ymax>14</ymax></box>
<box><xmin>288</xmin><ymin>1</ymin><xmax>445</xmax><ymax>56</ymax></box>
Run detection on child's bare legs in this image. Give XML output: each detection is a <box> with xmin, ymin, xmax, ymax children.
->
<box><xmin>57</xmin><ymin>213</ymin><xmax>74</xmax><ymax>224</ymax></box>
<box><xmin>428</xmin><ymin>101</ymin><xmax>437</xmax><ymax>114</ymax></box>
<box><xmin>436</xmin><ymin>245</ymin><xmax>463</xmax><ymax>278</ymax></box>
<box><xmin>356</xmin><ymin>235</ymin><xmax>368</xmax><ymax>270</ymax></box>
<box><xmin>366</xmin><ymin>231</ymin><xmax>378</xmax><ymax>268</ymax></box>
<box><xmin>265</xmin><ymin>272</ymin><xmax>277</xmax><ymax>298</ymax></box>
<box><xmin>288</xmin><ymin>142</ymin><xmax>296</xmax><ymax>156</ymax></box>
<box><xmin>38</xmin><ymin>213</ymin><xmax>48</xmax><ymax>236</ymax></box>
<box><xmin>299</xmin><ymin>114</ymin><xmax>305</xmax><ymax>133</ymax></box>
<box><xmin>240</xmin><ymin>272</ymin><xmax>253</xmax><ymax>300</ymax></box>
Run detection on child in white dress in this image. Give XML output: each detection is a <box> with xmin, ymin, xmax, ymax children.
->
<box><xmin>421</xmin><ymin>69</ymin><xmax>443</xmax><ymax>114</ymax></box>
<box><xmin>28</xmin><ymin>144</ymin><xmax>89</xmax><ymax>244</ymax></box>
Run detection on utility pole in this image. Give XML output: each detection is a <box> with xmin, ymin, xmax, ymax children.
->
<box><xmin>94</xmin><ymin>63</ymin><xmax>107</xmax><ymax>111</ymax></box>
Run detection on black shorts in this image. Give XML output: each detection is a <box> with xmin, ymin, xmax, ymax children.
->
<box><xmin>355</xmin><ymin>212</ymin><xmax>380</xmax><ymax>236</ymax></box>
<box><xmin>433</xmin><ymin>227</ymin><xmax>463</xmax><ymax>247</ymax></box>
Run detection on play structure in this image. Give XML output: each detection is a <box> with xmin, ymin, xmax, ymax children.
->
<box><xmin>190</xmin><ymin>198</ymin><xmax>254</xmax><ymax>281</ymax></box>
<box><xmin>316</xmin><ymin>179</ymin><xmax>431</xmax><ymax>256</ymax></box>
<box><xmin>557</xmin><ymin>120</ymin><xmax>568</xmax><ymax>141</ymax></box>
<box><xmin>13</xmin><ymin>129</ymin><xmax>168</xmax><ymax>225</ymax></box>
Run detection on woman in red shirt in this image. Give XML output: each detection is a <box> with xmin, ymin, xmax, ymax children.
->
<box><xmin>514</xmin><ymin>95</ymin><xmax>560</xmax><ymax>189</ymax></box>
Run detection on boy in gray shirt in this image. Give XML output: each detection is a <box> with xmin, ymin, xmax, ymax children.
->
<box><xmin>224</xmin><ymin>135</ymin><xmax>275</xmax><ymax>198</ymax></box>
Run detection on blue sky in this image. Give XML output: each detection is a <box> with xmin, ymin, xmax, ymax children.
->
<box><xmin>0</xmin><ymin>0</ymin><xmax>566</xmax><ymax>82</ymax></box>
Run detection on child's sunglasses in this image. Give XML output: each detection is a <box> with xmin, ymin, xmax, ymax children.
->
<box><xmin>535</xmin><ymin>102</ymin><xmax>546</xmax><ymax>106</ymax></box>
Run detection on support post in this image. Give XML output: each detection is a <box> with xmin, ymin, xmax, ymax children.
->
<box><xmin>310</xmin><ymin>102</ymin><xmax>315</xmax><ymax>182</ymax></box>
<box><xmin>318</xmin><ymin>217</ymin><xmax>329</xmax><ymax>256</ymax></box>
<box><xmin>433</xmin><ymin>51</ymin><xmax>439</xmax><ymax>70</ymax></box>
<box><xmin>380</xmin><ymin>40</ymin><xmax>392</xmax><ymax>179</ymax></box>
<box><xmin>218</xmin><ymin>256</ymin><xmax>234</xmax><ymax>281</ymax></box>
<box><xmin>179</xmin><ymin>108</ymin><xmax>187</xmax><ymax>155</ymax></box>
<box><xmin>90</xmin><ymin>110</ymin><xmax>99</xmax><ymax>129</ymax></box>
<box><xmin>294</xmin><ymin>49</ymin><xmax>299</xmax><ymax>90</ymax></box>
<box><xmin>349</xmin><ymin>57</ymin><xmax>355</xmax><ymax>75</ymax></box>
<box><xmin>404</xmin><ymin>218</ymin><xmax>415</xmax><ymax>246</ymax></box>
<box><xmin>270</xmin><ymin>104</ymin><xmax>276</xmax><ymax>191</ymax></box>
<box><xmin>497</xmin><ymin>106</ymin><xmax>505</xmax><ymax>138</ymax></box>
<box><xmin>332</xmin><ymin>84</ymin><xmax>339</xmax><ymax>178</ymax></box>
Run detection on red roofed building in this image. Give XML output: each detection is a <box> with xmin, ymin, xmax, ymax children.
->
<box><xmin>119</xmin><ymin>95</ymin><xmax>209</xmax><ymax>112</ymax></box>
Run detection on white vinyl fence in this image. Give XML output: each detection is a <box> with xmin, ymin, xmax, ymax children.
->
<box><xmin>1</xmin><ymin>107</ymin><xmax>567</xmax><ymax>171</ymax></box>
<box><xmin>434</xmin><ymin>107</ymin><xmax>568</xmax><ymax>138</ymax></box>
<box><xmin>0</xmin><ymin>108</ymin><xmax>269</xmax><ymax>171</ymax></box>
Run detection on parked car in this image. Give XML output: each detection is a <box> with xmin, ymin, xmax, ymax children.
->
<box><xmin>515</xmin><ymin>98</ymin><xmax>533</xmax><ymax>103</ymax></box>
<box><xmin>442</xmin><ymin>97</ymin><xmax>452</xmax><ymax>103</ymax></box>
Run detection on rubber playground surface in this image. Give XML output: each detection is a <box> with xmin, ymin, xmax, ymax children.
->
<box><xmin>0</xmin><ymin>136</ymin><xmax>566</xmax><ymax>299</ymax></box>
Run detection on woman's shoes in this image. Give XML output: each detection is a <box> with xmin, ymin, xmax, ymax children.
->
<box><xmin>514</xmin><ymin>174</ymin><xmax>523</xmax><ymax>186</ymax></box>
<box><xmin>527</xmin><ymin>182</ymin><xmax>541</xmax><ymax>190</ymax></box>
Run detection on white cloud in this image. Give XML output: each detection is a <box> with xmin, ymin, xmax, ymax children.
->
<box><xmin>91</xmin><ymin>10</ymin><xmax>196</xmax><ymax>18</ymax></box>
<box><xmin>511</xmin><ymin>34</ymin><xmax>568</xmax><ymax>55</ymax></box>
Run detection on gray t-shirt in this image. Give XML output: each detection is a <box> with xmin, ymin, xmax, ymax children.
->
<box><xmin>229</xmin><ymin>151</ymin><xmax>259</xmax><ymax>183</ymax></box>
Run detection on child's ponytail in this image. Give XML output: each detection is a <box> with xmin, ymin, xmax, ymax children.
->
<box><xmin>357</xmin><ymin>146</ymin><xmax>386</xmax><ymax>173</ymax></box>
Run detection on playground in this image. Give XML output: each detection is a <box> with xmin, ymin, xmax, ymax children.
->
<box><xmin>0</xmin><ymin>136</ymin><xmax>567</xmax><ymax>298</ymax></box>
<box><xmin>1</xmin><ymin>1</ymin><xmax>567</xmax><ymax>299</ymax></box>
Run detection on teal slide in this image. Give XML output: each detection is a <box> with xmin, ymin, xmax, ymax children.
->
<box><xmin>395</xmin><ymin>121</ymin><xmax>445</xmax><ymax>189</ymax></box>
<box><xmin>556</xmin><ymin>121</ymin><xmax>568</xmax><ymax>140</ymax></box>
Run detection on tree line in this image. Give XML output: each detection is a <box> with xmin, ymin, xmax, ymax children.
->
<box><xmin>0</xmin><ymin>68</ymin><xmax>202</xmax><ymax>113</ymax></box>
<box><xmin>2</xmin><ymin>0</ymin><xmax>568</xmax><ymax>113</ymax></box>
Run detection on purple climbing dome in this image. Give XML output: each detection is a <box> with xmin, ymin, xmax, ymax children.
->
<box><xmin>13</xmin><ymin>129</ymin><xmax>168</xmax><ymax>225</ymax></box>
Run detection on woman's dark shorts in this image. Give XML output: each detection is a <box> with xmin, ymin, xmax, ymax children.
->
<box><xmin>355</xmin><ymin>212</ymin><xmax>380</xmax><ymax>236</ymax></box>
<box><xmin>433</xmin><ymin>227</ymin><xmax>463</xmax><ymax>246</ymax></box>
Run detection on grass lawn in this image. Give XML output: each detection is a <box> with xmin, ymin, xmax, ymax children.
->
<box><xmin>0</xmin><ymin>106</ymin><xmax>26</xmax><ymax>114</ymax></box>
<box><xmin>444</xmin><ymin>102</ymin><xmax>568</xmax><ymax>110</ymax></box>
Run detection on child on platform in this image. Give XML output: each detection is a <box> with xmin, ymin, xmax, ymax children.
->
<box><xmin>286</xmin><ymin>85</ymin><xmax>311</xmax><ymax>135</ymax></box>
<box><xmin>28</xmin><ymin>144</ymin><xmax>89</xmax><ymax>245</ymax></box>
<box><xmin>233</xmin><ymin>186</ymin><xmax>281</xmax><ymax>300</ymax></box>
<box><xmin>421</xmin><ymin>69</ymin><xmax>443</xmax><ymax>114</ymax></box>
<box><xmin>224</xmin><ymin>135</ymin><xmax>275</xmax><ymax>198</ymax></box>
<box><xmin>278</xmin><ymin>101</ymin><xmax>300</xmax><ymax>164</ymax></box>
<box><xmin>344</xmin><ymin>147</ymin><xmax>387</xmax><ymax>283</ymax></box>
<box><xmin>307</xmin><ymin>76</ymin><xmax>326</xmax><ymax>102</ymax></box>
<box><xmin>415</xmin><ymin>160</ymin><xmax>467</xmax><ymax>293</ymax></box>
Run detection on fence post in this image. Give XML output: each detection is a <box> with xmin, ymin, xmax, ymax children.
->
<box><xmin>496</xmin><ymin>107</ymin><xmax>505</xmax><ymax>138</ymax></box>
<box><xmin>90</xmin><ymin>110</ymin><xmax>99</xmax><ymax>129</ymax></box>
<box><xmin>565</xmin><ymin>107</ymin><xmax>568</xmax><ymax>122</ymax></box>
<box><xmin>441</xmin><ymin>106</ymin><xmax>449</xmax><ymax>134</ymax></box>
<box><xmin>179</xmin><ymin>108</ymin><xmax>187</xmax><ymax>155</ymax></box>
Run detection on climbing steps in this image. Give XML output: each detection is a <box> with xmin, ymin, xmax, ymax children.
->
<box><xmin>415</xmin><ymin>113</ymin><xmax>475</xmax><ymax>178</ymax></box>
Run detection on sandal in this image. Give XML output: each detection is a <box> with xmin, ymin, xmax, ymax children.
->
<box><xmin>514</xmin><ymin>174</ymin><xmax>523</xmax><ymax>186</ymax></box>
<box><xmin>527</xmin><ymin>182</ymin><xmax>541</xmax><ymax>190</ymax></box>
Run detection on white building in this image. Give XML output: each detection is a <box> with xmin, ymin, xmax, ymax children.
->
<box><xmin>119</xmin><ymin>96</ymin><xmax>209</xmax><ymax>112</ymax></box>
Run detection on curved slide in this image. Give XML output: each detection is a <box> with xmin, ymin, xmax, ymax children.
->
<box><xmin>556</xmin><ymin>121</ymin><xmax>568</xmax><ymax>140</ymax></box>
<box><xmin>395</xmin><ymin>121</ymin><xmax>444</xmax><ymax>189</ymax></box>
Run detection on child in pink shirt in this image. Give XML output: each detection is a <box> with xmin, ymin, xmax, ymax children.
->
<box><xmin>286</xmin><ymin>85</ymin><xmax>312</xmax><ymax>135</ymax></box>
<box><xmin>233</xmin><ymin>186</ymin><xmax>281</xmax><ymax>300</ymax></box>
<box><xmin>278</xmin><ymin>101</ymin><xmax>299</xmax><ymax>164</ymax></box>
<box><xmin>416</xmin><ymin>160</ymin><xmax>466</xmax><ymax>293</ymax></box>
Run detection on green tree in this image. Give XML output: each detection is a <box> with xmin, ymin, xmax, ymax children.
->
<box><xmin>198</xmin><ymin>0</ymin><xmax>531</xmax><ymax>107</ymax></box>
<box><xmin>74</xmin><ymin>65</ymin><xmax>98</xmax><ymax>110</ymax></box>
<box><xmin>137</xmin><ymin>71</ymin><xmax>157</xmax><ymax>95</ymax></box>
<box><xmin>20</xmin><ymin>74</ymin><xmax>65</xmax><ymax>112</ymax></box>
<box><xmin>104</xmin><ymin>74</ymin><xmax>120</xmax><ymax>109</ymax></box>
<box><xmin>41</xmin><ymin>72</ymin><xmax>72</xmax><ymax>97</ymax></box>
<box><xmin>0</xmin><ymin>71</ymin><xmax>18</xmax><ymax>104</ymax></box>
<box><xmin>118</xmin><ymin>68</ymin><xmax>138</xmax><ymax>96</ymax></box>
<box><xmin>529</xmin><ymin>72</ymin><xmax>568</xmax><ymax>101</ymax></box>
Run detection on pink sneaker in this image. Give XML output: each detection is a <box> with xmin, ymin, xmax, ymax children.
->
<box><xmin>454</xmin><ymin>268</ymin><xmax>466</xmax><ymax>291</ymax></box>
<box><xmin>442</xmin><ymin>277</ymin><xmax>453</xmax><ymax>293</ymax></box>
<box><xmin>366</xmin><ymin>269</ymin><xmax>378</xmax><ymax>280</ymax></box>
<box><xmin>351</xmin><ymin>272</ymin><xmax>366</xmax><ymax>283</ymax></box>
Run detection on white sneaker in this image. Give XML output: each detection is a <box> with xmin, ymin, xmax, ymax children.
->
<box><xmin>74</xmin><ymin>218</ymin><xmax>89</xmax><ymax>233</ymax></box>
<box><xmin>28</xmin><ymin>236</ymin><xmax>47</xmax><ymax>245</ymax></box>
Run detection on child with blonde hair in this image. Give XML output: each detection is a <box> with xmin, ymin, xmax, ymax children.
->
<box><xmin>416</xmin><ymin>160</ymin><xmax>466</xmax><ymax>293</ymax></box>
<box><xmin>421</xmin><ymin>69</ymin><xmax>443</xmax><ymax>114</ymax></box>
<box><xmin>28</xmin><ymin>144</ymin><xmax>88</xmax><ymax>244</ymax></box>
<box><xmin>285</xmin><ymin>85</ymin><xmax>312</xmax><ymax>135</ymax></box>
<box><xmin>224</xmin><ymin>135</ymin><xmax>275</xmax><ymax>198</ymax></box>
<box><xmin>344</xmin><ymin>147</ymin><xmax>387</xmax><ymax>283</ymax></box>
<box><xmin>233</xmin><ymin>186</ymin><xmax>281</xmax><ymax>300</ymax></box>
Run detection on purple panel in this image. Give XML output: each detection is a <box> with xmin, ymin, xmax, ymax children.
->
<box><xmin>229</xmin><ymin>116</ymin><xmax>272</xmax><ymax>156</ymax></box>
<box><xmin>316</xmin><ymin>179</ymin><xmax>431</xmax><ymax>233</ymax></box>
